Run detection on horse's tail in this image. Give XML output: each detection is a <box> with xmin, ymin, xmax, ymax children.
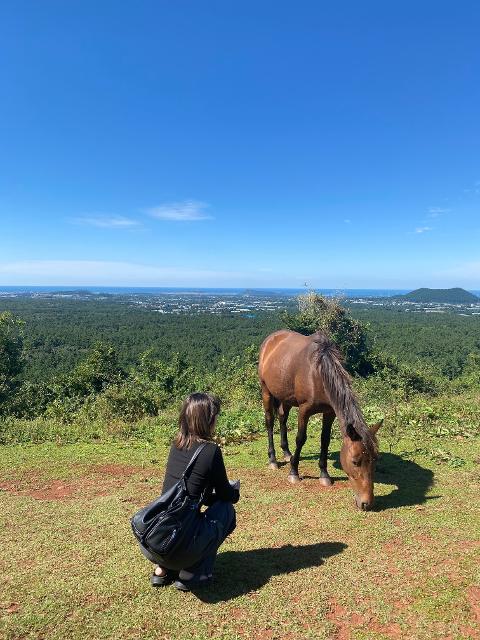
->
<box><xmin>313</xmin><ymin>333</ymin><xmax>378</xmax><ymax>457</ymax></box>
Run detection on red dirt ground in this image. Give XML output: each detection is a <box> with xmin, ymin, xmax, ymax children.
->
<box><xmin>0</xmin><ymin>464</ymin><xmax>149</xmax><ymax>500</ymax></box>
<box><xmin>327</xmin><ymin>598</ymin><xmax>403</xmax><ymax>639</ymax></box>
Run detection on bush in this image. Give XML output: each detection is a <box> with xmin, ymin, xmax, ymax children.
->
<box><xmin>283</xmin><ymin>292</ymin><xmax>373</xmax><ymax>376</ymax></box>
<box><xmin>214</xmin><ymin>406</ymin><xmax>264</xmax><ymax>444</ymax></box>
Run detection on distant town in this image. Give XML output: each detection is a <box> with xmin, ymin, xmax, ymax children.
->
<box><xmin>1</xmin><ymin>287</ymin><xmax>479</xmax><ymax>316</ymax></box>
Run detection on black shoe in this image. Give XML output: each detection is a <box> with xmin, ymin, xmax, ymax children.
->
<box><xmin>151</xmin><ymin>570</ymin><xmax>177</xmax><ymax>587</ymax></box>
<box><xmin>173</xmin><ymin>575</ymin><xmax>212</xmax><ymax>592</ymax></box>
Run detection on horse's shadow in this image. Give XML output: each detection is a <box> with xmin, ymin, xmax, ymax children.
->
<box><xmin>190</xmin><ymin>541</ymin><xmax>346</xmax><ymax>603</ymax></box>
<box><xmin>300</xmin><ymin>450</ymin><xmax>436</xmax><ymax>511</ymax></box>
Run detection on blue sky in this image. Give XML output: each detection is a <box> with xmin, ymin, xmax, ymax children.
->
<box><xmin>1</xmin><ymin>1</ymin><xmax>479</xmax><ymax>288</ymax></box>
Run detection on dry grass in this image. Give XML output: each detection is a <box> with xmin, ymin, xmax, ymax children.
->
<box><xmin>0</xmin><ymin>432</ymin><xmax>479</xmax><ymax>640</ymax></box>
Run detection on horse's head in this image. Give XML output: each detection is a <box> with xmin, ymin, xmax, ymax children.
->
<box><xmin>340</xmin><ymin>420</ymin><xmax>382</xmax><ymax>511</ymax></box>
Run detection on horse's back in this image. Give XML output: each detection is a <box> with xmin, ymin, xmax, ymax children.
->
<box><xmin>259</xmin><ymin>330</ymin><xmax>317</xmax><ymax>404</ymax></box>
<box><xmin>259</xmin><ymin>330</ymin><xmax>308</xmax><ymax>373</ymax></box>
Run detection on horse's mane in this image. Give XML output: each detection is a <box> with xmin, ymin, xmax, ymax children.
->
<box><xmin>312</xmin><ymin>332</ymin><xmax>378</xmax><ymax>458</ymax></box>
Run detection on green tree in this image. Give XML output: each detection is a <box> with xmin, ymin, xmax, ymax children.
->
<box><xmin>67</xmin><ymin>343</ymin><xmax>126</xmax><ymax>396</ymax></box>
<box><xmin>283</xmin><ymin>292</ymin><xmax>373</xmax><ymax>376</ymax></box>
<box><xmin>0</xmin><ymin>312</ymin><xmax>24</xmax><ymax>410</ymax></box>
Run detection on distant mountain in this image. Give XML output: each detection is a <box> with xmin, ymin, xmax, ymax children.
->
<box><xmin>393</xmin><ymin>287</ymin><xmax>479</xmax><ymax>304</ymax></box>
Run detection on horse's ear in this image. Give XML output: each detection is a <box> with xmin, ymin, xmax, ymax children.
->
<box><xmin>370</xmin><ymin>419</ymin><xmax>383</xmax><ymax>435</ymax></box>
<box><xmin>346</xmin><ymin>423</ymin><xmax>361</xmax><ymax>441</ymax></box>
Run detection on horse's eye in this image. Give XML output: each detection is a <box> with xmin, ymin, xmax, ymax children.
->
<box><xmin>352</xmin><ymin>458</ymin><xmax>362</xmax><ymax>466</ymax></box>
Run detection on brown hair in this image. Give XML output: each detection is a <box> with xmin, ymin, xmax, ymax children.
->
<box><xmin>174</xmin><ymin>392</ymin><xmax>221</xmax><ymax>450</ymax></box>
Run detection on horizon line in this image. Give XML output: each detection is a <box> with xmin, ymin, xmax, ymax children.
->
<box><xmin>0</xmin><ymin>285</ymin><xmax>478</xmax><ymax>292</ymax></box>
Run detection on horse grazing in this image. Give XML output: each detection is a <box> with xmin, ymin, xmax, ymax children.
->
<box><xmin>258</xmin><ymin>330</ymin><xmax>382</xmax><ymax>510</ymax></box>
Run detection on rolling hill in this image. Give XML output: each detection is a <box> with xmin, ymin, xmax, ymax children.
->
<box><xmin>393</xmin><ymin>287</ymin><xmax>479</xmax><ymax>304</ymax></box>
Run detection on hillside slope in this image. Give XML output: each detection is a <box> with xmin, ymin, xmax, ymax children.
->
<box><xmin>393</xmin><ymin>287</ymin><xmax>479</xmax><ymax>304</ymax></box>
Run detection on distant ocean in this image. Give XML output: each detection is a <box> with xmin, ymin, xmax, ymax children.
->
<box><xmin>3</xmin><ymin>286</ymin><xmax>479</xmax><ymax>298</ymax></box>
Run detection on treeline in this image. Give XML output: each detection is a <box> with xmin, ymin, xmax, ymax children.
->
<box><xmin>350</xmin><ymin>306</ymin><xmax>480</xmax><ymax>378</ymax></box>
<box><xmin>0</xmin><ymin>297</ymin><xmax>280</xmax><ymax>381</ymax></box>
<box><xmin>0</xmin><ymin>294</ymin><xmax>479</xmax><ymax>448</ymax></box>
<box><xmin>1</xmin><ymin>296</ymin><xmax>480</xmax><ymax>383</ymax></box>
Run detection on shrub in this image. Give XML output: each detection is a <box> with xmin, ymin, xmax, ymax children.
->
<box><xmin>283</xmin><ymin>292</ymin><xmax>373</xmax><ymax>376</ymax></box>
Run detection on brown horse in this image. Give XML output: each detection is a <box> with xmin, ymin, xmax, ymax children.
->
<box><xmin>258</xmin><ymin>330</ymin><xmax>382</xmax><ymax>510</ymax></box>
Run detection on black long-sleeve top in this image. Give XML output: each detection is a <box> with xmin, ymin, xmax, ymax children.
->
<box><xmin>161</xmin><ymin>440</ymin><xmax>239</xmax><ymax>505</ymax></box>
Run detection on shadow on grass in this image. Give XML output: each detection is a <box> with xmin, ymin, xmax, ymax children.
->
<box><xmin>191</xmin><ymin>541</ymin><xmax>346</xmax><ymax>602</ymax></box>
<box><xmin>327</xmin><ymin>451</ymin><xmax>436</xmax><ymax>511</ymax></box>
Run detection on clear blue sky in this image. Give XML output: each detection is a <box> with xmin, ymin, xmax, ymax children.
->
<box><xmin>1</xmin><ymin>1</ymin><xmax>479</xmax><ymax>288</ymax></box>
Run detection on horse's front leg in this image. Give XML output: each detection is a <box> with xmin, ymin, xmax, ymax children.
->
<box><xmin>262</xmin><ymin>384</ymin><xmax>278</xmax><ymax>470</ymax></box>
<box><xmin>319</xmin><ymin>412</ymin><xmax>335</xmax><ymax>486</ymax></box>
<box><xmin>278</xmin><ymin>403</ymin><xmax>292</xmax><ymax>462</ymax></box>
<box><xmin>288</xmin><ymin>405</ymin><xmax>310</xmax><ymax>484</ymax></box>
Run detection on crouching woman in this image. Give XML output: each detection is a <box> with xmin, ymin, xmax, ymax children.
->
<box><xmin>144</xmin><ymin>392</ymin><xmax>239</xmax><ymax>591</ymax></box>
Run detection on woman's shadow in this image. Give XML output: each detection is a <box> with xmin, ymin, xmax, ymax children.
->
<box><xmin>191</xmin><ymin>541</ymin><xmax>346</xmax><ymax>602</ymax></box>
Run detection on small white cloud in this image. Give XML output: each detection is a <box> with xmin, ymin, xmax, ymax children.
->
<box><xmin>72</xmin><ymin>215</ymin><xmax>140</xmax><ymax>228</ymax></box>
<box><xmin>146</xmin><ymin>200</ymin><xmax>212</xmax><ymax>221</ymax></box>
<box><xmin>414</xmin><ymin>226</ymin><xmax>433</xmax><ymax>234</ymax></box>
<box><xmin>464</xmin><ymin>181</ymin><xmax>480</xmax><ymax>194</ymax></box>
<box><xmin>428</xmin><ymin>207</ymin><xmax>451</xmax><ymax>218</ymax></box>
<box><xmin>0</xmin><ymin>260</ymin><xmax>243</xmax><ymax>285</ymax></box>
<box><xmin>344</xmin><ymin>219</ymin><xmax>351</xmax><ymax>224</ymax></box>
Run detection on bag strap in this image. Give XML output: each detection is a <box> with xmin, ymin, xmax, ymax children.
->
<box><xmin>181</xmin><ymin>442</ymin><xmax>209</xmax><ymax>480</ymax></box>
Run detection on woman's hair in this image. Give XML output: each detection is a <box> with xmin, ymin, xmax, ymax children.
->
<box><xmin>174</xmin><ymin>392</ymin><xmax>221</xmax><ymax>450</ymax></box>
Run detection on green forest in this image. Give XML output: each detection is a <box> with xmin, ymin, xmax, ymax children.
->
<box><xmin>0</xmin><ymin>293</ymin><xmax>479</xmax><ymax>454</ymax></box>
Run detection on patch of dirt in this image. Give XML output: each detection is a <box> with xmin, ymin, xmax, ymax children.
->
<box><xmin>459</xmin><ymin>625</ymin><xmax>480</xmax><ymax>640</ymax></box>
<box><xmin>468</xmin><ymin>586</ymin><xmax>480</xmax><ymax>624</ymax></box>
<box><xmin>413</xmin><ymin>534</ymin><xmax>434</xmax><ymax>544</ymax></box>
<box><xmin>327</xmin><ymin>599</ymin><xmax>403</xmax><ymax>639</ymax></box>
<box><xmin>88</xmin><ymin>463</ymin><xmax>141</xmax><ymax>477</ymax></box>
<box><xmin>298</xmin><ymin>478</ymin><xmax>350</xmax><ymax>493</ymax></box>
<box><xmin>27</xmin><ymin>481</ymin><xmax>77</xmax><ymax>500</ymax></box>
<box><xmin>368</xmin><ymin>621</ymin><xmax>402</xmax><ymax>638</ymax></box>
<box><xmin>382</xmin><ymin>537</ymin><xmax>405</xmax><ymax>553</ymax></box>
<box><xmin>458</xmin><ymin>540</ymin><xmax>480</xmax><ymax>550</ymax></box>
<box><xmin>0</xmin><ymin>464</ymin><xmax>151</xmax><ymax>501</ymax></box>
<box><xmin>392</xmin><ymin>597</ymin><xmax>414</xmax><ymax>611</ymax></box>
<box><xmin>0</xmin><ymin>602</ymin><xmax>20</xmax><ymax>616</ymax></box>
<box><xmin>235</xmin><ymin>468</ymin><xmax>349</xmax><ymax>493</ymax></box>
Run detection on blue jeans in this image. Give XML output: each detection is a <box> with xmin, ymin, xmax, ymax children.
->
<box><xmin>184</xmin><ymin>500</ymin><xmax>236</xmax><ymax>576</ymax></box>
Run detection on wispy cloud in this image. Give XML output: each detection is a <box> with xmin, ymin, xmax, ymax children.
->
<box><xmin>439</xmin><ymin>260</ymin><xmax>480</xmax><ymax>286</ymax></box>
<box><xmin>344</xmin><ymin>219</ymin><xmax>351</xmax><ymax>224</ymax></box>
<box><xmin>146</xmin><ymin>200</ymin><xmax>212</xmax><ymax>221</ymax></box>
<box><xmin>414</xmin><ymin>226</ymin><xmax>433</xmax><ymax>234</ymax></box>
<box><xmin>72</xmin><ymin>215</ymin><xmax>140</xmax><ymax>228</ymax></box>
<box><xmin>428</xmin><ymin>207</ymin><xmax>451</xmax><ymax>218</ymax></box>
<box><xmin>463</xmin><ymin>180</ymin><xmax>480</xmax><ymax>195</ymax></box>
<box><xmin>0</xmin><ymin>260</ymin><xmax>243</xmax><ymax>285</ymax></box>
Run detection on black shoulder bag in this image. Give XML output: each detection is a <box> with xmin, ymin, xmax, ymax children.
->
<box><xmin>131</xmin><ymin>443</ymin><xmax>208</xmax><ymax>563</ymax></box>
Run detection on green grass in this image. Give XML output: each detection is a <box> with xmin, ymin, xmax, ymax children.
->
<box><xmin>1</xmin><ymin>428</ymin><xmax>479</xmax><ymax>640</ymax></box>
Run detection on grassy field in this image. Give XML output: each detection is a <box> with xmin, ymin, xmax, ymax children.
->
<box><xmin>1</xmin><ymin>427</ymin><xmax>479</xmax><ymax>640</ymax></box>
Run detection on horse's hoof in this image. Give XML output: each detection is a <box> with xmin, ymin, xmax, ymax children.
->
<box><xmin>319</xmin><ymin>476</ymin><xmax>333</xmax><ymax>487</ymax></box>
<box><xmin>269</xmin><ymin>462</ymin><xmax>279</xmax><ymax>470</ymax></box>
<box><xmin>287</xmin><ymin>474</ymin><xmax>301</xmax><ymax>484</ymax></box>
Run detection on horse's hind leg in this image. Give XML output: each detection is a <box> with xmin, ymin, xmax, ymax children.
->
<box><xmin>261</xmin><ymin>384</ymin><xmax>278</xmax><ymax>470</ymax></box>
<box><xmin>278</xmin><ymin>404</ymin><xmax>292</xmax><ymax>462</ymax></box>
<box><xmin>319</xmin><ymin>412</ymin><xmax>335</xmax><ymax>486</ymax></box>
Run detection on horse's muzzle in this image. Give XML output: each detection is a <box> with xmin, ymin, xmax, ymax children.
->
<box><xmin>355</xmin><ymin>495</ymin><xmax>373</xmax><ymax>511</ymax></box>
